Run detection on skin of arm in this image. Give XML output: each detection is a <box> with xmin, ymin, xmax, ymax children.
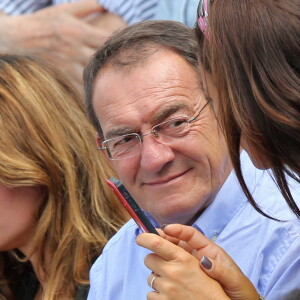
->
<box><xmin>0</xmin><ymin>0</ymin><xmax>126</xmax><ymax>92</ymax></box>
<box><xmin>136</xmin><ymin>224</ymin><xmax>259</xmax><ymax>300</ymax></box>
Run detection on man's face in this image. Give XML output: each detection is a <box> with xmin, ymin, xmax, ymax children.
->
<box><xmin>93</xmin><ymin>49</ymin><xmax>232</xmax><ymax>225</ymax></box>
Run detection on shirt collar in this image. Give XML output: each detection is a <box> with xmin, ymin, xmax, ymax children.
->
<box><xmin>194</xmin><ymin>151</ymin><xmax>263</xmax><ymax>239</ymax></box>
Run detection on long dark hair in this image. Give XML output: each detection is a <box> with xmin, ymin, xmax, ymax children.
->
<box><xmin>197</xmin><ymin>0</ymin><xmax>300</xmax><ymax>218</ymax></box>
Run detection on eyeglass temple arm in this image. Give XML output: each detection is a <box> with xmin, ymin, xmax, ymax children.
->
<box><xmin>189</xmin><ymin>101</ymin><xmax>210</xmax><ymax>123</ymax></box>
<box><xmin>98</xmin><ymin>146</ymin><xmax>106</xmax><ymax>150</ymax></box>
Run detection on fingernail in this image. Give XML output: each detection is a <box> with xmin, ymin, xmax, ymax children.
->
<box><xmin>200</xmin><ymin>256</ymin><xmax>212</xmax><ymax>270</ymax></box>
<box><xmin>161</xmin><ymin>224</ymin><xmax>169</xmax><ymax>230</ymax></box>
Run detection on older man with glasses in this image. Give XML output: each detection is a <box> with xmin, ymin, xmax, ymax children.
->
<box><xmin>84</xmin><ymin>20</ymin><xmax>300</xmax><ymax>300</ymax></box>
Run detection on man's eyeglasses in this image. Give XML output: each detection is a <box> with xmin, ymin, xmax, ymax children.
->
<box><xmin>197</xmin><ymin>0</ymin><xmax>210</xmax><ymax>36</ymax></box>
<box><xmin>99</xmin><ymin>102</ymin><xmax>209</xmax><ymax>160</ymax></box>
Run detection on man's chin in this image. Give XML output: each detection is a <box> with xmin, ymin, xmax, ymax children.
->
<box><xmin>149</xmin><ymin>207</ymin><xmax>198</xmax><ymax>226</ymax></box>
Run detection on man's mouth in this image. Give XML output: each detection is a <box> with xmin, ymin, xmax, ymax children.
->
<box><xmin>144</xmin><ymin>169</ymin><xmax>191</xmax><ymax>186</ymax></box>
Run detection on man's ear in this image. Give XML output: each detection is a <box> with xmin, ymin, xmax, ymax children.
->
<box><xmin>96</xmin><ymin>132</ymin><xmax>102</xmax><ymax>149</ymax></box>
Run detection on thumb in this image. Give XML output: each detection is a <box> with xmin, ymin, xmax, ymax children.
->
<box><xmin>200</xmin><ymin>255</ymin><xmax>245</xmax><ymax>290</ymax></box>
<box><xmin>58</xmin><ymin>0</ymin><xmax>105</xmax><ymax>18</ymax></box>
<box><xmin>200</xmin><ymin>256</ymin><xmax>259</xmax><ymax>299</ymax></box>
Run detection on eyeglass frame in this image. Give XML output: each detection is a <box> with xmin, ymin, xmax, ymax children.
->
<box><xmin>99</xmin><ymin>101</ymin><xmax>210</xmax><ymax>160</ymax></box>
<box><xmin>197</xmin><ymin>0</ymin><xmax>210</xmax><ymax>37</ymax></box>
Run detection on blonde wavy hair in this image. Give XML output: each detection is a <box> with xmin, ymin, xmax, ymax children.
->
<box><xmin>0</xmin><ymin>54</ymin><xmax>128</xmax><ymax>299</ymax></box>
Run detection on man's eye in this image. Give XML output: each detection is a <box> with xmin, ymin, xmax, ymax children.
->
<box><xmin>113</xmin><ymin>135</ymin><xmax>138</xmax><ymax>148</ymax></box>
<box><xmin>120</xmin><ymin>136</ymin><xmax>133</xmax><ymax>144</ymax></box>
<box><xmin>164</xmin><ymin>118</ymin><xmax>188</xmax><ymax>131</ymax></box>
<box><xmin>169</xmin><ymin>119</ymin><xmax>187</xmax><ymax>128</ymax></box>
<box><xmin>158</xmin><ymin>117</ymin><xmax>190</xmax><ymax>137</ymax></box>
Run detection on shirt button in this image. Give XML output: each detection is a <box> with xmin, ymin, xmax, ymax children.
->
<box><xmin>211</xmin><ymin>235</ymin><xmax>218</xmax><ymax>242</ymax></box>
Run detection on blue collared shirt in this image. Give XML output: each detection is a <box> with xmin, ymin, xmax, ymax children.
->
<box><xmin>88</xmin><ymin>152</ymin><xmax>300</xmax><ymax>300</ymax></box>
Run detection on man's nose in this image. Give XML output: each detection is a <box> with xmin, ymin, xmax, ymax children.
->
<box><xmin>140</xmin><ymin>135</ymin><xmax>175</xmax><ymax>173</ymax></box>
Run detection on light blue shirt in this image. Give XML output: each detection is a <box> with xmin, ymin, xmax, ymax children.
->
<box><xmin>88</xmin><ymin>152</ymin><xmax>300</xmax><ymax>300</ymax></box>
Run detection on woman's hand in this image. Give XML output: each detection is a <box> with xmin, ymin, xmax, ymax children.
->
<box><xmin>136</xmin><ymin>232</ymin><xmax>230</xmax><ymax>300</ymax></box>
<box><xmin>160</xmin><ymin>224</ymin><xmax>260</xmax><ymax>299</ymax></box>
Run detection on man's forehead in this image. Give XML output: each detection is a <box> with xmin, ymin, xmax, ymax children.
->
<box><xmin>93</xmin><ymin>51</ymin><xmax>201</xmax><ymax>103</ymax></box>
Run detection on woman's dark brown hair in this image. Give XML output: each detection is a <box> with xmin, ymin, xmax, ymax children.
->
<box><xmin>196</xmin><ymin>0</ymin><xmax>300</xmax><ymax>218</ymax></box>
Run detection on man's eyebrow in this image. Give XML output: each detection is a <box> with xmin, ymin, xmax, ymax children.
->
<box><xmin>105</xmin><ymin>127</ymin><xmax>134</xmax><ymax>140</ymax></box>
<box><xmin>105</xmin><ymin>103</ymin><xmax>192</xmax><ymax>139</ymax></box>
<box><xmin>152</xmin><ymin>103</ymin><xmax>191</xmax><ymax>123</ymax></box>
